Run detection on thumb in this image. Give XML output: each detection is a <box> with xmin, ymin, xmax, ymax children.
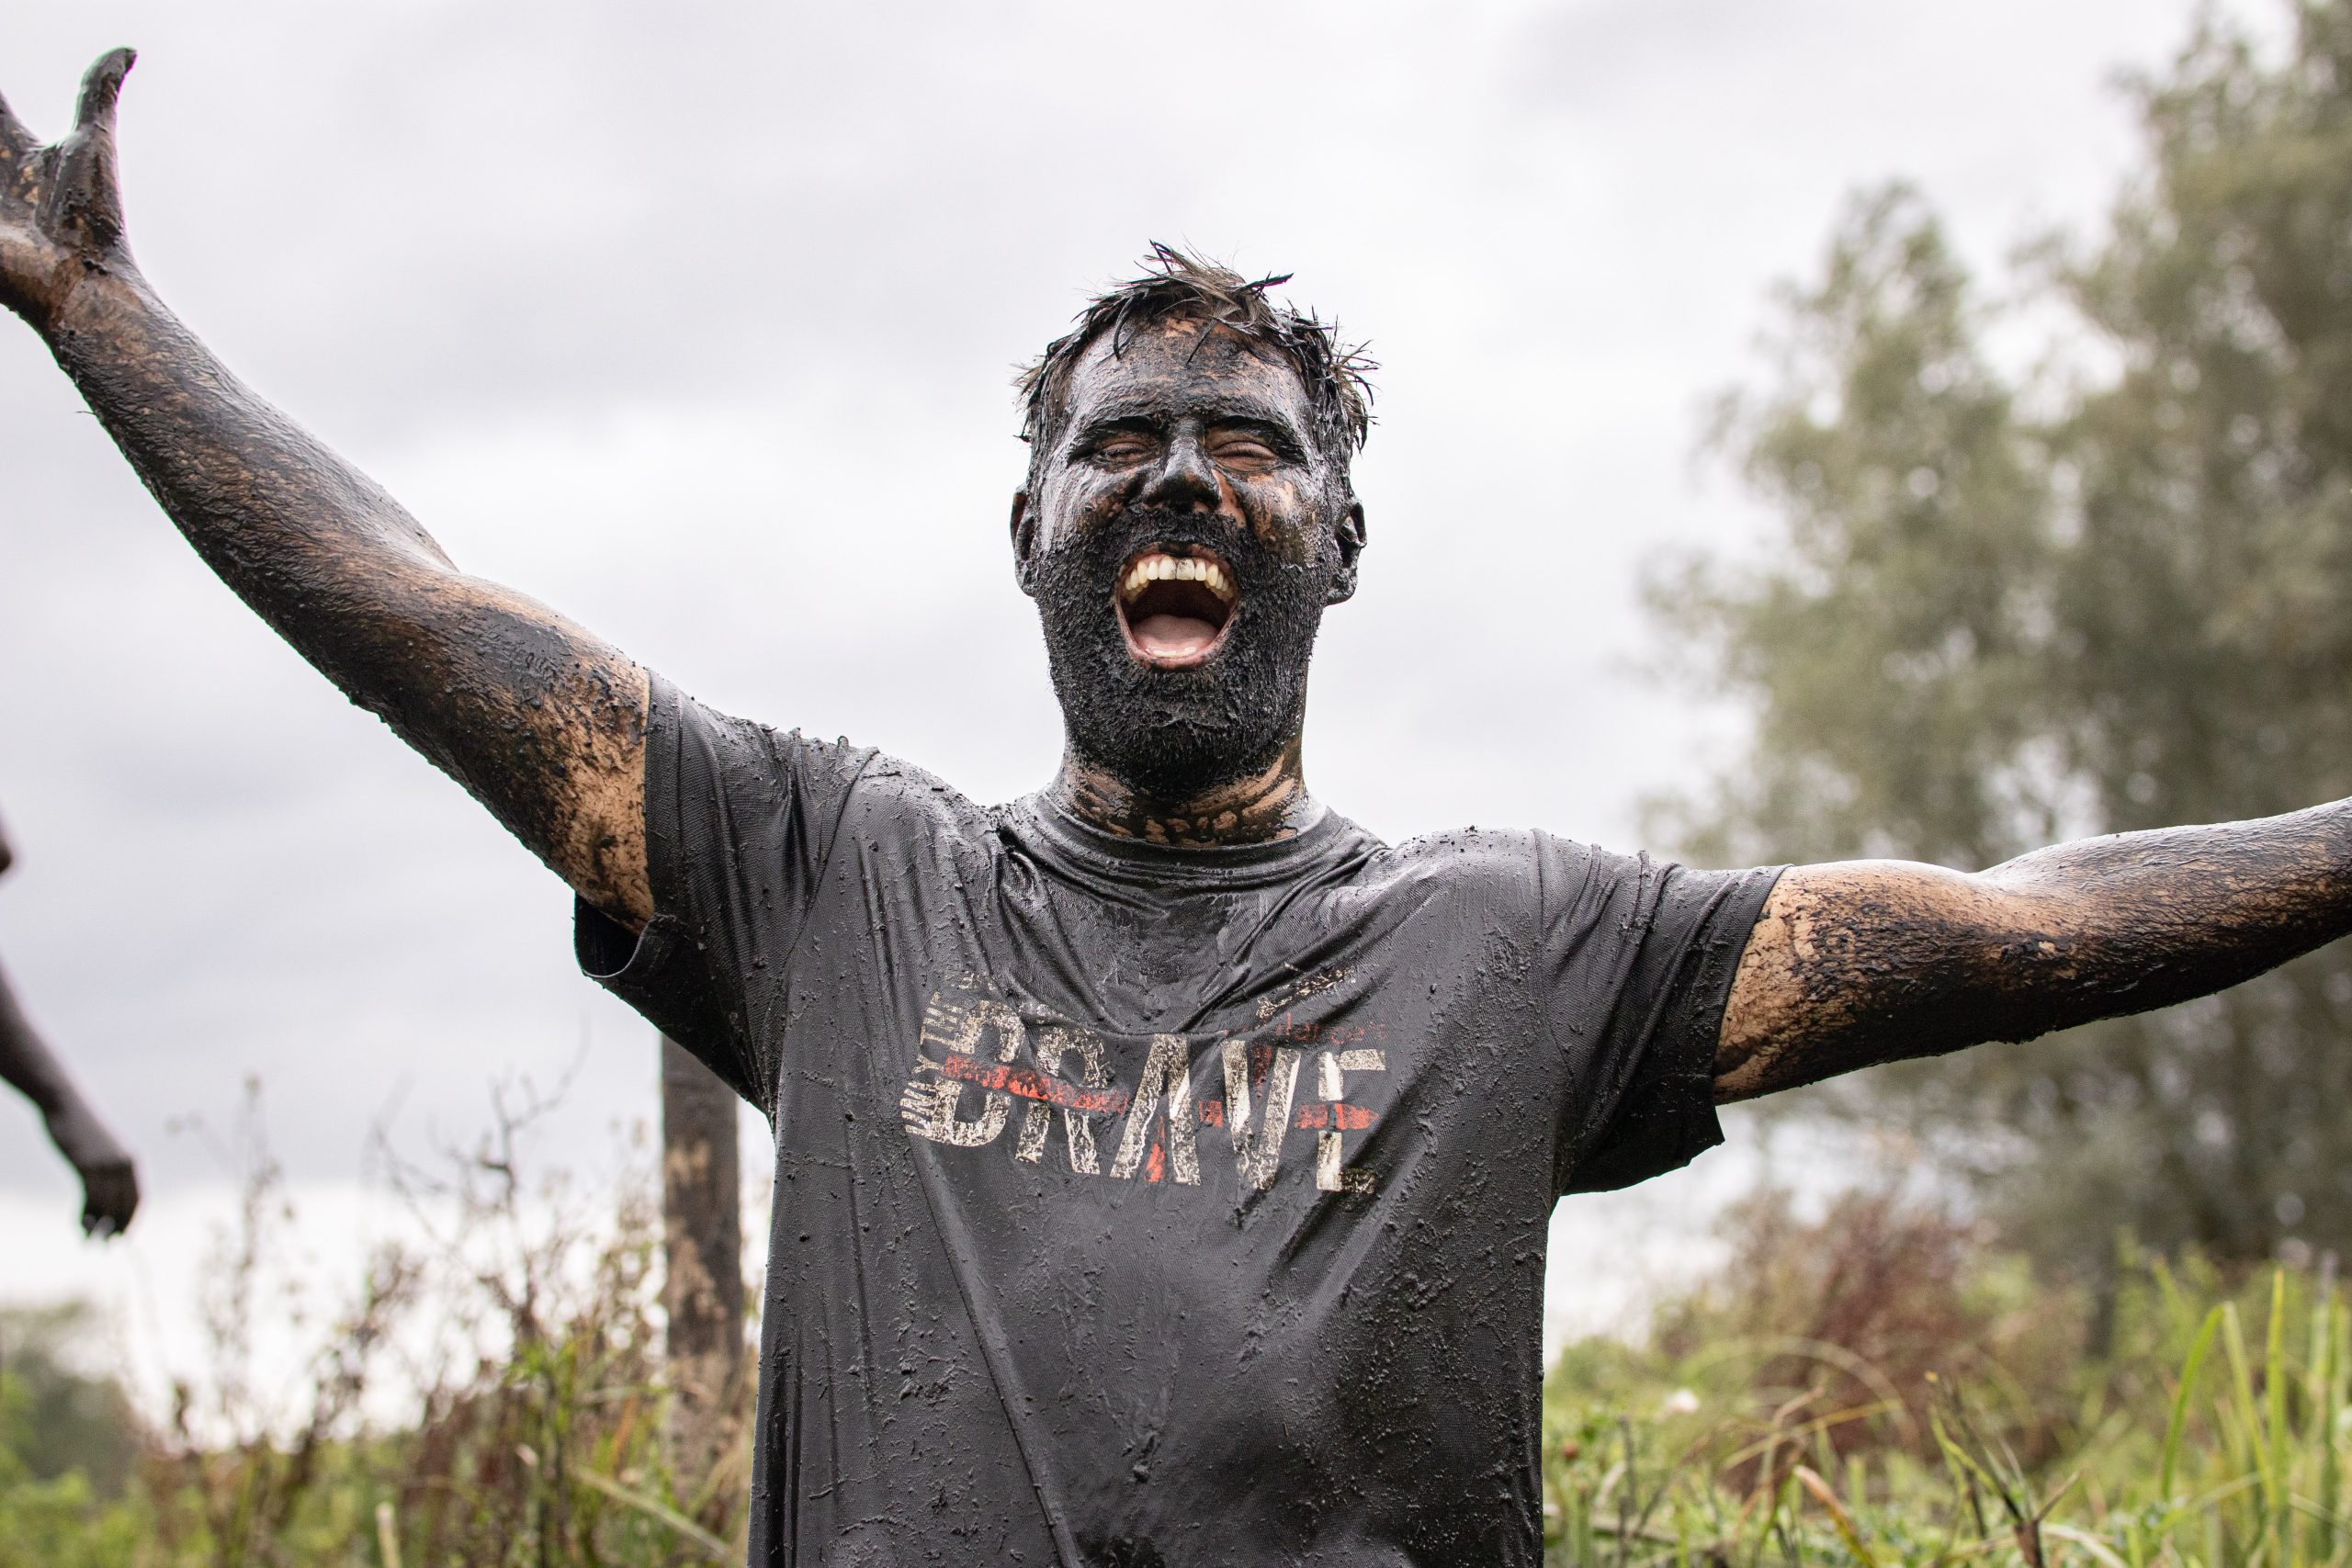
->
<box><xmin>74</xmin><ymin>48</ymin><xmax>136</xmax><ymax>133</ymax></box>
<box><xmin>41</xmin><ymin>48</ymin><xmax>137</xmax><ymax>257</ymax></box>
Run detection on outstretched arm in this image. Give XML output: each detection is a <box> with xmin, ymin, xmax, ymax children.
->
<box><xmin>1714</xmin><ymin>800</ymin><xmax>2352</xmax><ymax>1100</ymax></box>
<box><xmin>2</xmin><ymin>51</ymin><xmax>650</xmax><ymax>927</ymax></box>
<box><xmin>0</xmin><ymin>818</ymin><xmax>135</xmax><ymax>1235</ymax></box>
<box><xmin>0</xmin><ymin>954</ymin><xmax>140</xmax><ymax>1236</ymax></box>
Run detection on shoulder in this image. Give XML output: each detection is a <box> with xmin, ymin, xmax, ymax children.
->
<box><xmin>1379</xmin><ymin>829</ymin><xmax>1742</xmax><ymax>942</ymax></box>
<box><xmin>650</xmin><ymin>679</ymin><xmax>992</xmax><ymax>860</ymax></box>
<box><xmin>842</xmin><ymin>748</ymin><xmax>990</xmax><ymax>837</ymax></box>
<box><xmin>656</xmin><ymin>680</ymin><xmax>962</xmax><ymax>813</ymax></box>
<box><xmin>1385</xmin><ymin>826</ymin><xmax>1643</xmax><ymax>900</ymax></box>
<box><xmin>659</xmin><ymin>682</ymin><xmax>865</xmax><ymax>780</ymax></box>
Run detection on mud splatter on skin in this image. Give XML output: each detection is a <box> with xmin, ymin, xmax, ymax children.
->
<box><xmin>1716</xmin><ymin>806</ymin><xmax>2352</xmax><ymax>1100</ymax></box>
<box><xmin>0</xmin><ymin>51</ymin><xmax>652</xmax><ymax>931</ymax></box>
<box><xmin>1054</xmin><ymin>741</ymin><xmax>1312</xmax><ymax>848</ymax></box>
<box><xmin>1013</xmin><ymin>319</ymin><xmax>1364</xmax><ymax>846</ymax></box>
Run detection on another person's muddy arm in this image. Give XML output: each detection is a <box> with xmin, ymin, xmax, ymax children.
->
<box><xmin>0</xmin><ymin>956</ymin><xmax>139</xmax><ymax>1236</ymax></box>
<box><xmin>1</xmin><ymin>53</ymin><xmax>650</xmax><ymax>927</ymax></box>
<box><xmin>1713</xmin><ymin>800</ymin><xmax>2352</xmax><ymax>1100</ymax></box>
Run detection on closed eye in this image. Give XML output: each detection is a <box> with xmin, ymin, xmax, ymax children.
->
<box><xmin>1209</xmin><ymin>435</ymin><xmax>1281</xmax><ymax>473</ymax></box>
<box><xmin>1083</xmin><ymin>434</ymin><xmax>1157</xmax><ymax>467</ymax></box>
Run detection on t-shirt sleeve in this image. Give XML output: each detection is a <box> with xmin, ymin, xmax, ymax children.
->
<box><xmin>1534</xmin><ymin>834</ymin><xmax>1783</xmax><ymax>1195</ymax></box>
<box><xmin>572</xmin><ymin>672</ymin><xmax>876</xmax><ymax>1113</ymax></box>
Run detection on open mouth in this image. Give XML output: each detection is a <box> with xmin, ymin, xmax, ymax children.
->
<box><xmin>1114</xmin><ymin>547</ymin><xmax>1238</xmax><ymax>669</ymax></box>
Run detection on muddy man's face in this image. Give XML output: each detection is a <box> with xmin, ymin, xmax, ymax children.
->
<box><xmin>1012</xmin><ymin>318</ymin><xmax>1366</xmax><ymax>798</ymax></box>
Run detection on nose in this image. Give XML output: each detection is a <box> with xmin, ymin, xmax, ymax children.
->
<box><xmin>1139</xmin><ymin>430</ymin><xmax>1223</xmax><ymax>515</ymax></box>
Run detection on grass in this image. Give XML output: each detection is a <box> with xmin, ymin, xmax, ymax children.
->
<box><xmin>0</xmin><ymin>1080</ymin><xmax>752</xmax><ymax>1568</ymax></box>
<box><xmin>1540</xmin><ymin>1190</ymin><xmax>2352</xmax><ymax>1568</ymax></box>
<box><xmin>5</xmin><ymin>1121</ymin><xmax>2344</xmax><ymax>1567</ymax></box>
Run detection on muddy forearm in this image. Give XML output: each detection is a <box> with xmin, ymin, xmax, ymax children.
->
<box><xmin>1980</xmin><ymin>800</ymin><xmax>2352</xmax><ymax>1012</ymax></box>
<box><xmin>0</xmin><ymin>966</ymin><xmax>72</xmax><ymax>1119</ymax></box>
<box><xmin>46</xmin><ymin>271</ymin><xmax>455</xmax><ymax>593</ymax></box>
<box><xmin>0</xmin><ymin>958</ymin><xmax>106</xmax><ymax>1134</ymax></box>
<box><xmin>0</xmin><ymin>956</ymin><xmax>138</xmax><ymax>1234</ymax></box>
<box><xmin>39</xmin><ymin>274</ymin><xmax>650</xmax><ymax>920</ymax></box>
<box><xmin>1716</xmin><ymin>800</ymin><xmax>2352</xmax><ymax>1100</ymax></box>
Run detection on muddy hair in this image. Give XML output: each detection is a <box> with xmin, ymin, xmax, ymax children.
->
<box><xmin>1016</xmin><ymin>243</ymin><xmax>1377</xmax><ymax>491</ymax></box>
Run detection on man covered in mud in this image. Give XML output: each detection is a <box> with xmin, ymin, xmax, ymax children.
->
<box><xmin>10</xmin><ymin>51</ymin><xmax>2352</xmax><ymax>1565</ymax></box>
<box><xmin>0</xmin><ymin>812</ymin><xmax>140</xmax><ymax>1237</ymax></box>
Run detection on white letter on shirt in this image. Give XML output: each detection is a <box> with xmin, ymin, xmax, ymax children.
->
<box><xmin>901</xmin><ymin>995</ymin><xmax>1023</xmax><ymax>1148</ymax></box>
<box><xmin>1108</xmin><ymin>1034</ymin><xmax>1201</xmax><ymax>1185</ymax></box>
<box><xmin>1221</xmin><ymin>1041</ymin><xmax>1304</xmax><ymax>1191</ymax></box>
<box><xmin>1315</xmin><ymin>1048</ymin><xmax>1385</xmax><ymax>1194</ymax></box>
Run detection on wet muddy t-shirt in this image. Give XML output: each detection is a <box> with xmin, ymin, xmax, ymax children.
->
<box><xmin>577</xmin><ymin>677</ymin><xmax>1780</xmax><ymax>1568</ymax></box>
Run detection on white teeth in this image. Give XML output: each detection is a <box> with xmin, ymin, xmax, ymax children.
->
<box><xmin>1119</xmin><ymin>552</ymin><xmax>1238</xmax><ymax>604</ymax></box>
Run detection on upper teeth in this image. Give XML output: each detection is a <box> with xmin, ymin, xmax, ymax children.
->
<box><xmin>1121</xmin><ymin>553</ymin><xmax>1235</xmax><ymax>603</ymax></box>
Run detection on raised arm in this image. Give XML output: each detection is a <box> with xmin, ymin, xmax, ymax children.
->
<box><xmin>2</xmin><ymin>52</ymin><xmax>650</xmax><ymax>927</ymax></box>
<box><xmin>1714</xmin><ymin>800</ymin><xmax>2352</xmax><ymax>1100</ymax></box>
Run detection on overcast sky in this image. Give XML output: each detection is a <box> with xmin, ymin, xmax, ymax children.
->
<box><xmin>0</xmin><ymin>0</ymin><xmax>2273</xmax><ymax>1346</ymax></box>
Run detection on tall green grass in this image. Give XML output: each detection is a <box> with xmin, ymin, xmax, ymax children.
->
<box><xmin>1543</xmin><ymin>1192</ymin><xmax>2351</xmax><ymax>1568</ymax></box>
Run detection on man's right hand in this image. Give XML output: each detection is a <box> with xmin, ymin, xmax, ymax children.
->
<box><xmin>1</xmin><ymin>51</ymin><xmax>653</xmax><ymax>930</ymax></box>
<box><xmin>0</xmin><ymin>50</ymin><xmax>138</xmax><ymax>333</ymax></box>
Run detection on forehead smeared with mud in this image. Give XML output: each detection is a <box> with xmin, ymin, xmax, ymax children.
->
<box><xmin>1017</xmin><ymin>243</ymin><xmax>1376</xmax><ymax>482</ymax></box>
<box><xmin>1057</xmin><ymin>317</ymin><xmax>1318</xmax><ymax>453</ymax></box>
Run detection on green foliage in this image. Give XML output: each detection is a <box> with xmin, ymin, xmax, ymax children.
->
<box><xmin>0</xmin><ymin>1303</ymin><xmax>148</xmax><ymax>1567</ymax></box>
<box><xmin>1542</xmin><ymin>1189</ymin><xmax>2352</xmax><ymax>1568</ymax></box>
<box><xmin>1</xmin><ymin>1302</ymin><xmax>138</xmax><ymax>1497</ymax></box>
<box><xmin>1654</xmin><ymin>0</ymin><xmax>2352</xmax><ymax>1266</ymax></box>
<box><xmin>0</xmin><ymin>1468</ymin><xmax>148</xmax><ymax>1568</ymax></box>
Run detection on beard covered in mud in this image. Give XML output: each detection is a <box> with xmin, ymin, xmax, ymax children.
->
<box><xmin>1027</xmin><ymin>500</ymin><xmax>1346</xmax><ymax>798</ymax></box>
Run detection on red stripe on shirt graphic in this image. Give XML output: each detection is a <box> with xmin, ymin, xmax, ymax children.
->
<box><xmin>900</xmin><ymin>976</ymin><xmax>1385</xmax><ymax>1195</ymax></box>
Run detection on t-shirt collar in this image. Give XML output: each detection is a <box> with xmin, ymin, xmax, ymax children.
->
<box><xmin>1006</xmin><ymin>788</ymin><xmax>1367</xmax><ymax>890</ymax></box>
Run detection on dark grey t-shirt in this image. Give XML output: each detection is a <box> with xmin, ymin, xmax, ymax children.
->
<box><xmin>577</xmin><ymin>676</ymin><xmax>1781</xmax><ymax>1567</ymax></box>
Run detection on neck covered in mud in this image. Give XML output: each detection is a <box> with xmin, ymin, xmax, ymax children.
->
<box><xmin>1046</xmin><ymin>739</ymin><xmax>1317</xmax><ymax>847</ymax></box>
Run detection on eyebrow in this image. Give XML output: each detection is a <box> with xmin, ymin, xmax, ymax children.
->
<box><xmin>1069</xmin><ymin>396</ymin><xmax>1312</xmax><ymax>448</ymax></box>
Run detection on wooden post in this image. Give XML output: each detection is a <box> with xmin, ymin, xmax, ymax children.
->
<box><xmin>660</xmin><ymin>1034</ymin><xmax>744</xmax><ymax>1498</ymax></box>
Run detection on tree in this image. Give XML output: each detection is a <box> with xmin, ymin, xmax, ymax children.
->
<box><xmin>660</xmin><ymin>1037</ymin><xmax>744</xmax><ymax>1506</ymax></box>
<box><xmin>1658</xmin><ymin>1</ymin><xmax>2352</xmax><ymax>1269</ymax></box>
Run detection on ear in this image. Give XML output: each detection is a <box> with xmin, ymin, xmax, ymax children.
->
<box><xmin>1325</xmin><ymin>501</ymin><xmax>1367</xmax><ymax>605</ymax></box>
<box><xmin>1010</xmin><ymin>490</ymin><xmax>1038</xmax><ymax>596</ymax></box>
